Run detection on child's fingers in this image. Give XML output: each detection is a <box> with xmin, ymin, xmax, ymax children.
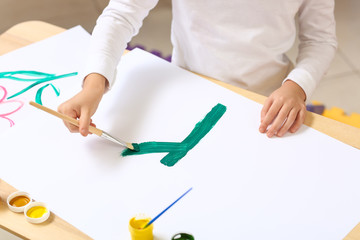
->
<box><xmin>58</xmin><ymin>103</ymin><xmax>79</xmax><ymax>133</ymax></box>
<box><xmin>79</xmin><ymin>108</ymin><xmax>91</xmax><ymax>137</ymax></box>
<box><xmin>260</xmin><ymin>97</ymin><xmax>273</xmax><ymax>122</ymax></box>
<box><xmin>90</xmin><ymin>120</ymin><xmax>96</xmax><ymax>128</ymax></box>
<box><xmin>276</xmin><ymin>108</ymin><xmax>298</xmax><ymax>137</ymax></box>
<box><xmin>88</xmin><ymin>120</ymin><xmax>96</xmax><ymax>134</ymax></box>
<box><xmin>265</xmin><ymin>103</ymin><xmax>292</xmax><ymax>138</ymax></box>
<box><xmin>290</xmin><ymin>107</ymin><xmax>306</xmax><ymax>133</ymax></box>
<box><xmin>62</xmin><ymin>109</ymin><xmax>80</xmax><ymax>133</ymax></box>
<box><xmin>259</xmin><ymin>100</ymin><xmax>281</xmax><ymax>133</ymax></box>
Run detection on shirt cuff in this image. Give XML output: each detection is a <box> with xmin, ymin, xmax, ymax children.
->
<box><xmin>80</xmin><ymin>55</ymin><xmax>119</xmax><ymax>91</ymax></box>
<box><xmin>283</xmin><ymin>68</ymin><xmax>316</xmax><ymax>100</ymax></box>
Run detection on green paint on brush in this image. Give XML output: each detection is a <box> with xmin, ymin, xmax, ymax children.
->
<box><xmin>131</xmin><ymin>143</ymin><xmax>140</xmax><ymax>152</ymax></box>
<box><xmin>122</xmin><ymin>103</ymin><xmax>227</xmax><ymax>167</ymax></box>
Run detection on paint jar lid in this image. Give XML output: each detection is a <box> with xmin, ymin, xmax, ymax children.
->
<box><xmin>24</xmin><ymin>202</ymin><xmax>50</xmax><ymax>224</ymax></box>
<box><xmin>7</xmin><ymin>191</ymin><xmax>32</xmax><ymax>213</ymax></box>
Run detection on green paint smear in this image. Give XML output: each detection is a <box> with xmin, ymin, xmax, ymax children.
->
<box><xmin>0</xmin><ymin>70</ymin><xmax>77</xmax><ymax>105</ymax></box>
<box><xmin>122</xmin><ymin>103</ymin><xmax>227</xmax><ymax>167</ymax></box>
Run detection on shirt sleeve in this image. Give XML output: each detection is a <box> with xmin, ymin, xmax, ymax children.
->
<box><xmin>81</xmin><ymin>0</ymin><xmax>159</xmax><ymax>89</ymax></box>
<box><xmin>284</xmin><ymin>0</ymin><xmax>337</xmax><ymax>100</ymax></box>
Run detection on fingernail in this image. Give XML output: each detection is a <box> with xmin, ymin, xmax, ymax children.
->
<box><xmin>80</xmin><ymin>129</ymin><xmax>87</xmax><ymax>136</ymax></box>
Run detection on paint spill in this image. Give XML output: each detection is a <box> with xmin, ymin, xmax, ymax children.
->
<box><xmin>122</xmin><ymin>103</ymin><xmax>227</xmax><ymax>167</ymax></box>
<box><xmin>0</xmin><ymin>70</ymin><xmax>77</xmax><ymax>105</ymax></box>
<box><xmin>0</xmin><ymin>85</ymin><xmax>24</xmax><ymax>127</ymax></box>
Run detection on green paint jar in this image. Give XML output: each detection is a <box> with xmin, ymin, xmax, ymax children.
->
<box><xmin>171</xmin><ymin>233</ymin><xmax>195</xmax><ymax>240</ymax></box>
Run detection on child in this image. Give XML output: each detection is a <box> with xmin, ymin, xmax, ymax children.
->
<box><xmin>58</xmin><ymin>0</ymin><xmax>337</xmax><ymax>138</ymax></box>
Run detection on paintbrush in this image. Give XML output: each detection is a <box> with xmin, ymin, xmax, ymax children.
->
<box><xmin>143</xmin><ymin>187</ymin><xmax>193</xmax><ymax>229</ymax></box>
<box><xmin>29</xmin><ymin>101</ymin><xmax>138</xmax><ymax>151</ymax></box>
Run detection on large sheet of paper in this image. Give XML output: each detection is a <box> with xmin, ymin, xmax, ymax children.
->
<box><xmin>1</xmin><ymin>27</ymin><xmax>360</xmax><ymax>240</ymax></box>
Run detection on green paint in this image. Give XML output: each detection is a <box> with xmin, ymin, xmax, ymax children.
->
<box><xmin>131</xmin><ymin>143</ymin><xmax>140</xmax><ymax>152</ymax></box>
<box><xmin>35</xmin><ymin>83</ymin><xmax>60</xmax><ymax>105</ymax></box>
<box><xmin>0</xmin><ymin>70</ymin><xmax>77</xmax><ymax>105</ymax></box>
<box><xmin>171</xmin><ymin>233</ymin><xmax>195</xmax><ymax>240</ymax></box>
<box><xmin>122</xmin><ymin>103</ymin><xmax>227</xmax><ymax>167</ymax></box>
<box><xmin>0</xmin><ymin>70</ymin><xmax>55</xmax><ymax>80</ymax></box>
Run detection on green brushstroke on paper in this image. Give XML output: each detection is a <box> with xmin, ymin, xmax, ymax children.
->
<box><xmin>0</xmin><ymin>70</ymin><xmax>77</xmax><ymax>105</ymax></box>
<box><xmin>122</xmin><ymin>103</ymin><xmax>227</xmax><ymax>167</ymax></box>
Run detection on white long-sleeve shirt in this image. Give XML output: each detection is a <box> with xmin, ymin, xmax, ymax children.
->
<box><xmin>84</xmin><ymin>0</ymin><xmax>337</xmax><ymax>98</ymax></box>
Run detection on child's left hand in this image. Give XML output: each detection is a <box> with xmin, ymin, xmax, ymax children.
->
<box><xmin>259</xmin><ymin>80</ymin><xmax>307</xmax><ymax>137</ymax></box>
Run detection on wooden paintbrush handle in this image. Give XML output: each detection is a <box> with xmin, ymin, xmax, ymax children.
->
<box><xmin>88</xmin><ymin>125</ymin><xmax>103</xmax><ymax>136</ymax></box>
<box><xmin>29</xmin><ymin>101</ymin><xmax>103</xmax><ymax>136</ymax></box>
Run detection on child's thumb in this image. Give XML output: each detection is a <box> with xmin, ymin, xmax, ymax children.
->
<box><xmin>79</xmin><ymin>109</ymin><xmax>91</xmax><ymax>136</ymax></box>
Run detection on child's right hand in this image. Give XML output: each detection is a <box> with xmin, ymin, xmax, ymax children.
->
<box><xmin>58</xmin><ymin>73</ymin><xmax>108</xmax><ymax>136</ymax></box>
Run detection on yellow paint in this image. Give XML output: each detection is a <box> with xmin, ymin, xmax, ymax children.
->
<box><xmin>129</xmin><ymin>217</ymin><xmax>153</xmax><ymax>240</ymax></box>
<box><xmin>9</xmin><ymin>196</ymin><xmax>30</xmax><ymax>207</ymax></box>
<box><xmin>27</xmin><ymin>206</ymin><xmax>47</xmax><ymax>218</ymax></box>
<box><xmin>132</xmin><ymin>219</ymin><xmax>149</xmax><ymax>229</ymax></box>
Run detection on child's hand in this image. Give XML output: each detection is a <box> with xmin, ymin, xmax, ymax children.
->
<box><xmin>58</xmin><ymin>73</ymin><xmax>108</xmax><ymax>136</ymax></box>
<box><xmin>259</xmin><ymin>80</ymin><xmax>306</xmax><ymax>138</ymax></box>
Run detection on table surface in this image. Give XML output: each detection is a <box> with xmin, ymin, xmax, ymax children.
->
<box><xmin>0</xmin><ymin>21</ymin><xmax>359</xmax><ymax>240</ymax></box>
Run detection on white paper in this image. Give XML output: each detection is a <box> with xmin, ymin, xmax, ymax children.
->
<box><xmin>1</xmin><ymin>27</ymin><xmax>360</xmax><ymax>240</ymax></box>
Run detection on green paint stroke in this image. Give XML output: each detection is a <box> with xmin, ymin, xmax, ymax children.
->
<box><xmin>122</xmin><ymin>103</ymin><xmax>227</xmax><ymax>167</ymax></box>
<box><xmin>0</xmin><ymin>70</ymin><xmax>77</xmax><ymax>105</ymax></box>
<box><xmin>35</xmin><ymin>83</ymin><xmax>60</xmax><ymax>105</ymax></box>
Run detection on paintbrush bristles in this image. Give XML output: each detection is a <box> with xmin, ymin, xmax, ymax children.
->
<box><xmin>129</xmin><ymin>143</ymin><xmax>140</xmax><ymax>152</ymax></box>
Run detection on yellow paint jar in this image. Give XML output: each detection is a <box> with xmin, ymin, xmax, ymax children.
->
<box><xmin>129</xmin><ymin>216</ymin><xmax>154</xmax><ymax>240</ymax></box>
<box><xmin>24</xmin><ymin>202</ymin><xmax>50</xmax><ymax>224</ymax></box>
<box><xmin>7</xmin><ymin>191</ymin><xmax>32</xmax><ymax>213</ymax></box>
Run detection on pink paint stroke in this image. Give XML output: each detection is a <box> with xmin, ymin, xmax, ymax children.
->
<box><xmin>0</xmin><ymin>86</ymin><xmax>24</xmax><ymax>127</ymax></box>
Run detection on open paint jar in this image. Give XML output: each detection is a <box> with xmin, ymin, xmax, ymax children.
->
<box><xmin>172</xmin><ymin>233</ymin><xmax>195</xmax><ymax>240</ymax></box>
<box><xmin>129</xmin><ymin>215</ymin><xmax>153</xmax><ymax>240</ymax></box>
<box><xmin>24</xmin><ymin>202</ymin><xmax>50</xmax><ymax>224</ymax></box>
<box><xmin>7</xmin><ymin>191</ymin><xmax>32</xmax><ymax>213</ymax></box>
<box><xmin>171</xmin><ymin>233</ymin><xmax>195</xmax><ymax>240</ymax></box>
